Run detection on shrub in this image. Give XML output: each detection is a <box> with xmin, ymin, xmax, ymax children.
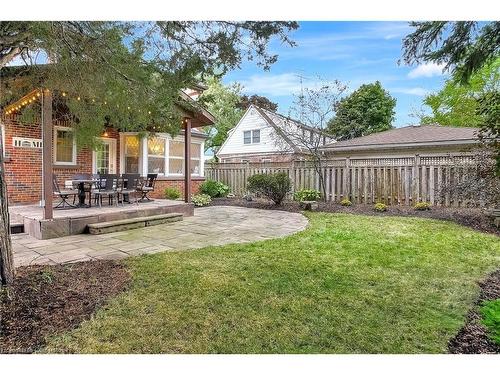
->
<box><xmin>414</xmin><ymin>202</ymin><xmax>431</xmax><ymax>211</ymax></box>
<box><xmin>480</xmin><ymin>299</ymin><xmax>500</xmax><ymax>345</ymax></box>
<box><xmin>164</xmin><ymin>187</ymin><xmax>181</xmax><ymax>200</ymax></box>
<box><xmin>340</xmin><ymin>198</ymin><xmax>352</xmax><ymax>206</ymax></box>
<box><xmin>294</xmin><ymin>189</ymin><xmax>321</xmax><ymax>202</ymax></box>
<box><xmin>247</xmin><ymin>172</ymin><xmax>292</xmax><ymax>205</ymax></box>
<box><xmin>192</xmin><ymin>193</ymin><xmax>212</xmax><ymax>207</ymax></box>
<box><xmin>374</xmin><ymin>203</ymin><xmax>387</xmax><ymax>212</ymax></box>
<box><xmin>200</xmin><ymin>179</ymin><xmax>230</xmax><ymax>198</ymax></box>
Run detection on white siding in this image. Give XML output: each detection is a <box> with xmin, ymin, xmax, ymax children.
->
<box><xmin>217</xmin><ymin>107</ymin><xmax>284</xmax><ymax>157</ymax></box>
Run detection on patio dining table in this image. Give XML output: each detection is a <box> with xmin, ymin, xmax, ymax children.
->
<box><xmin>70</xmin><ymin>179</ymin><xmax>99</xmax><ymax>208</ymax></box>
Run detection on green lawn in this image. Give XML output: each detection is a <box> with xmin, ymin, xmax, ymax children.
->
<box><xmin>44</xmin><ymin>212</ymin><xmax>500</xmax><ymax>353</ymax></box>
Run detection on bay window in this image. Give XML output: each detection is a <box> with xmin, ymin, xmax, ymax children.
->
<box><xmin>124</xmin><ymin>135</ymin><xmax>140</xmax><ymax>173</ymax></box>
<box><xmin>147</xmin><ymin>137</ymin><xmax>166</xmax><ymax>175</ymax></box>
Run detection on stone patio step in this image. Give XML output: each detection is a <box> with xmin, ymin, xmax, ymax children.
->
<box><xmin>87</xmin><ymin>213</ymin><xmax>183</xmax><ymax>235</ymax></box>
<box><xmin>10</xmin><ymin>222</ymin><xmax>24</xmax><ymax>234</ymax></box>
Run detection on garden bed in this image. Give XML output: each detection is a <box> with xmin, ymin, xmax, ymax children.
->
<box><xmin>210</xmin><ymin>198</ymin><xmax>499</xmax><ymax>235</ymax></box>
<box><xmin>448</xmin><ymin>270</ymin><xmax>500</xmax><ymax>354</ymax></box>
<box><xmin>0</xmin><ymin>260</ymin><xmax>130</xmax><ymax>354</ymax></box>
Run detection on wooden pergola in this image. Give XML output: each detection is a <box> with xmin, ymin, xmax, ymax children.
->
<box><xmin>3</xmin><ymin>88</ymin><xmax>215</xmax><ymax>220</ymax></box>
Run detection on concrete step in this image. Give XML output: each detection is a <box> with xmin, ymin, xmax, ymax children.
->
<box><xmin>87</xmin><ymin>213</ymin><xmax>183</xmax><ymax>235</ymax></box>
<box><xmin>10</xmin><ymin>222</ymin><xmax>24</xmax><ymax>234</ymax></box>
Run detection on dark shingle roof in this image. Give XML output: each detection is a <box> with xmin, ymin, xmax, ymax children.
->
<box><xmin>323</xmin><ymin>125</ymin><xmax>479</xmax><ymax>150</ymax></box>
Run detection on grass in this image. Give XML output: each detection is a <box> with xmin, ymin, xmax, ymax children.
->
<box><xmin>481</xmin><ymin>299</ymin><xmax>500</xmax><ymax>345</ymax></box>
<box><xmin>43</xmin><ymin>212</ymin><xmax>500</xmax><ymax>353</ymax></box>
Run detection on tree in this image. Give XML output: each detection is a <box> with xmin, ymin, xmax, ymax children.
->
<box><xmin>238</xmin><ymin>94</ymin><xmax>278</xmax><ymax>112</ymax></box>
<box><xmin>0</xmin><ymin>21</ymin><xmax>298</xmax><ymax>285</ymax></box>
<box><xmin>402</xmin><ymin>21</ymin><xmax>500</xmax><ymax>84</ymax></box>
<box><xmin>419</xmin><ymin>58</ymin><xmax>500</xmax><ymax>127</ymax></box>
<box><xmin>273</xmin><ymin>81</ymin><xmax>347</xmax><ymax>199</ymax></box>
<box><xmin>327</xmin><ymin>81</ymin><xmax>396</xmax><ymax>140</ymax></box>
<box><xmin>198</xmin><ymin>77</ymin><xmax>244</xmax><ymax>154</ymax></box>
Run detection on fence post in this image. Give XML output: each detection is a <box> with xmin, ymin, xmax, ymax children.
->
<box><xmin>413</xmin><ymin>154</ymin><xmax>420</xmax><ymax>203</ymax></box>
<box><xmin>344</xmin><ymin>157</ymin><xmax>351</xmax><ymax>200</ymax></box>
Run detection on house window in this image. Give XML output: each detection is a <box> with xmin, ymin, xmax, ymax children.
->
<box><xmin>54</xmin><ymin>127</ymin><xmax>76</xmax><ymax>165</ymax></box>
<box><xmin>244</xmin><ymin>129</ymin><xmax>260</xmax><ymax>144</ymax></box>
<box><xmin>147</xmin><ymin>137</ymin><xmax>166</xmax><ymax>175</ymax></box>
<box><xmin>261</xmin><ymin>158</ymin><xmax>271</xmax><ymax>163</ymax></box>
<box><xmin>168</xmin><ymin>140</ymin><xmax>201</xmax><ymax>175</ymax></box>
<box><xmin>124</xmin><ymin>135</ymin><xmax>140</xmax><ymax>173</ymax></box>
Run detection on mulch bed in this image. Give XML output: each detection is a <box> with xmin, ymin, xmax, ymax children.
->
<box><xmin>0</xmin><ymin>260</ymin><xmax>130</xmax><ymax>354</ymax></box>
<box><xmin>209</xmin><ymin>198</ymin><xmax>500</xmax><ymax>235</ymax></box>
<box><xmin>448</xmin><ymin>270</ymin><xmax>500</xmax><ymax>354</ymax></box>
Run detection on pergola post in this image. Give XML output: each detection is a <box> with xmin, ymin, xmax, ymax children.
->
<box><xmin>184</xmin><ymin>118</ymin><xmax>192</xmax><ymax>203</ymax></box>
<box><xmin>42</xmin><ymin>90</ymin><xmax>53</xmax><ymax>220</ymax></box>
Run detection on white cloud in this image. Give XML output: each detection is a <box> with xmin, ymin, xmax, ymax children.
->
<box><xmin>390</xmin><ymin>87</ymin><xmax>429</xmax><ymax>96</ymax></box>
<box><xmin>407</xmin><ymin>63</ymin><xmax>447</xmax><ymax>79</ymax></box>
<box><xmin>239</xmin><ymin>73</ymin><xmax>316</xmax><ymax>96</ymax></box>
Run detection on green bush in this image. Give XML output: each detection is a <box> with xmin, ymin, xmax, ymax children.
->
<box><xmin>192</xmin><ymin>193</ymin><xmax>212</xmax><ymax>207</ymax></box>
<box><xmin>414</xmin><ymin>202</ymin><xmax>431</xmax><ymax>211</ymax></box>
<box><xmin>374</xmin><ymin>202</ymin><xmax>387</xmax><ymax>212</ymax></box>
<box><xmin>247</xmin><ymin>172</ymin><xmax>292</xmax><ymax>205</ymax></box>
<box><xmin>200</xmin><ymin>179</ymin><xmax>230</xmax><ymax>198</ymax></box>
<box><xmin>340</xmin><ymin>198</ymin><xmax>352</xmax><ymax>206</ymax></box>
<box><xmin>164</xmin><ymin>187</ymin><xmax>181</xmax><ymax>200</ymax></box>
<box><xmin>480</xmin><ymin>299</ymin><xmax>500</xmax><ymax>345</ymax></box>
<box><xmin>294</xmin><ymin>189</ymin><xmax>321</xmax><ymax>202</ymax></box>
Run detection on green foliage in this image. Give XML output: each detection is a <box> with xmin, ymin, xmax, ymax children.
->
<box><xmin>238</xmin><ymin>94</ymin><xmax>278</xmax><ymax>112</ymax></box>
<box><xmin>374</xmin><ymin>203</ymin><xmax>387</xmax><ymax>212</ymax></box>
<box><xmin>247</xmin><ymin>173</ymin><xmax>291</xmax><ymax>205</ymax></box>
<box><xmin>414</xmin><ymin>202</ymin><xmax>431</xmax><ymax>211</ymax></box>
<box><xmin>420</xmin><ymin>58</ymin><xmax>500</xmax><ymax>127</ymax></box>
<box><xmin>293</xmin><ymin>189</ymin><xmax>321</xmax><ymax>202</ymax></box>
<box><xmin>480</xmin><ymin>299</ymin><xmax>500</xmax><ymax>345</ymax></box>
<box><xmin>191</xmin><ymin>193</ymin><xmax>212</xmax><ymax>207</ymax></box>
<box><xmin>0</xmin><ymin>21</ymin><xmax>298</xmax><ymax>148</ymax></box>
<box><xmin>199</xmin><ymin>77</ymin><xmax>244</xmax><ymax>153</ymax></box>
<box><xmin>327</xmin><ymin>81</ymin><xmax>396</xmax><ymax>140</ymax></box>
<box><xmin>164</xmin><ymin>187</ymin><xmax>181</xmax><ymax>200</ymax></box>
<box><xmin>199</xmin><ymin>179</ymin><xmax>230</xmax><ymax>198</ymax></box>
<box><xmin>340</xmin><ymin>198</ymin><xmax>352</xmax><ymax>206</ymax></box>
<box><xmin>402</xmin><ymin>21</ymin><xmax>500</xmax><ymax>84</ymax></box>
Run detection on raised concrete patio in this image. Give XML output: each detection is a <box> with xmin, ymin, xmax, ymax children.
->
<box><xmin>11</xmin><ymin>206</ymin><xmax>308</xmax><ymax>267</ymax></box>
<box><xmin>10</xmin><ymin>199</ymin><xmax>194</xmax><ymax>240</ymax></box>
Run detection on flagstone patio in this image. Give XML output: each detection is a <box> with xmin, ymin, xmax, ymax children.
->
<box><xmin>11</xmin><ymin>206</ymin><xmax>308</xmax><ymax>267</ymax></box>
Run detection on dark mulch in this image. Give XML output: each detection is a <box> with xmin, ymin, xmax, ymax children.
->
<box><xmin>210</xmin><ymin>198</ymin><xmax>499</xmax><ymax>235</ymax></box>
<box><xmin>449</xmin><ymin>270</ymin><xmax>500</xmax><ymax>354</ymax></box>
<box><xmin>0</xmin><ymin>260</ymin><xmax>130</xmax><ymax>354</ymax></box>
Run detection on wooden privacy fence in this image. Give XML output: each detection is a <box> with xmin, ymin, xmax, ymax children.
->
<box><xmin>205</xmin><ymin>155</ymin><xmax>479</xmax><ymax>207</ymax></box>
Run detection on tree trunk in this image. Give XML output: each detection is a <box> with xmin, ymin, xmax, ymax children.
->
<box><xmin>0</xmin><ymin>133</ymin><xmax>14</xmax><ymax>286</ymax></box>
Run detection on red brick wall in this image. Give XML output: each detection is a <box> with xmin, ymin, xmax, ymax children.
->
<box><xmin>1</xmin><ymin>116</ymin><xmax>120</xmax><ymax>204</ymax></box>
<box><xmin>150</xmin><ymin>178</ymin><xmax>204</xmax><ymax>199</ymax></box>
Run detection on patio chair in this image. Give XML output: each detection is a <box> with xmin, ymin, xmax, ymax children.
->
<box><xmin>53</xmin><ymin>174</ymin><xmax>78</xmax><ymax>209</ymax></box>
<box><xmin>93</xmin><ymin>174</ymin><xmax>119</xmax><ymax>207</ymax></box>
<box><xmin>118</xmin><ymin>174</ymin><xmax>142</xmax><ymax>205</ymax></box>
<box><xmin>137</xmin><ymin>173</ymin><xmax>157</xmax><ymax>202</ymax></box>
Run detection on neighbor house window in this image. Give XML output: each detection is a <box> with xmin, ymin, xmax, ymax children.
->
<box><xmin>244</xmin><ymin>129</ymin><xmax>260</xmax><ymax>144</ymax></box>
<box><xmin>147</xmin><ymin>137</ymin><xmax>166</xmax><ymax>175</ymax></box>
<box><xmin>124</xmin><ymin>135</ymin><xmax>140</xmax><ymax>173</ymax></box>
<box><xmin>168</xmin><ymin>140</ymin><xmax>201</xmax><ymax>175</ymax></box>
<box><xmin>54</xmin><ymin>127</ymin><xmax>76</xmax><ymax>165</ymax></box>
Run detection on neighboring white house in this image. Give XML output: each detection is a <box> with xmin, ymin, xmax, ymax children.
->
<box><xmin>216</xmin><ymin>105</ymin><xmax>335</xmax><ymax>163</ymax></box>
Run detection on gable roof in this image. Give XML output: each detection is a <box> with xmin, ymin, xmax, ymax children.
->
<box><xmin>322</xmin><ymin>125</ymin><xmax>480</xmax><ymax>151</ymax></box>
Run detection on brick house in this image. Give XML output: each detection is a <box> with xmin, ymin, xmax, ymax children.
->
<box><xmin>0</xmin><ymin>89</ymin><xmax>214</xmax><ymax>206</ymax></box>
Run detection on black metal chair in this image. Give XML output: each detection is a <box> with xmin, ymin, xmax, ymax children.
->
<box><xmin>73</xmin><ymin>173</ymin><xmax>94</xmax><ymax>207</ymax></box>
<box><xmin>53</xmin><ymin>175</ymin><xmax>78</xmax><ymax>209</ymax></box>
<box><xmin>118</xmin><ymin>174</ymin><xmax>142</xmax><ymax>205</ymax></box>
<box><xmin>137</xmin><ymin>173</ymin><xmax>157</xmax><ymax>202</ymax></box>
<box><xmin>93</xmin><ymin>174</ymin><xmax>119</xmax><ymax>207</ymax></box>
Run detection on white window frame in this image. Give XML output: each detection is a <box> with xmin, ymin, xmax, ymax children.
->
<box><xmin>120</xmin><ymin>133</ymin><xmax>143</xmax><ymax>175</ymax></box>
<box><xmin>168</xmin><ymin>137</ymin><xmax>204</xmax><ymax>177</ymax></box>
<box><xmin>147</xmin><ymin>136</ymin><xmax>168</xmax><ymax>176</ymax></box>
<box><xmin>243</xmin><ymin>129</ymin><xmax>261</xmax><ymax>145</ymax></box>
<box><xmin>53</xmin><ymin>126</ymin><xmax>77</xmax><ymax>165</ymax></box>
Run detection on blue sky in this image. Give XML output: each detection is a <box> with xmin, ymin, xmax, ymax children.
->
<box><xmin>224</xmin><ymin>21</ymin><xmax>449</xmax><ymax>127</ymax></box>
